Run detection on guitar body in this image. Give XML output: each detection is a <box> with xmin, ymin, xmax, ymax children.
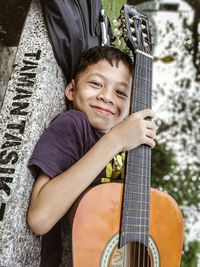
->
<box><xmin>72</xmin><ymin>183</ymin><xmax>183</xmax><ymax>267</ymax></box>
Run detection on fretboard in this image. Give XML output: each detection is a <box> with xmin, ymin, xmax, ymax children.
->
<box><xmin>119</xmin><ymin>50</ymin><xmax>153</xmax><ymax>248</ymax></box>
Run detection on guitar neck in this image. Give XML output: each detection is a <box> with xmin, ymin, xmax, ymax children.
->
<box><xmin>119</xmin><ymin>50</ymin><xmax>153</xmax><ymax>248</ymax></box>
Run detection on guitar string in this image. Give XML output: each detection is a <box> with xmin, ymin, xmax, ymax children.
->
<box><xmin>135</xmin><ymin>52</ymin><xmax>142</xmax><ymax>267</ymax></box>
<box><xmin>147</xmin><ymin>54</ymin><xmax>152</xmax><ymax>267</ymax></box>
<box><xmin>137</xmin><ymin>52</ymin><xmax>143</xmax><ymax>267</ymax></box>
<box><xmin>142</xmin><ymin>53</ymin><xmax>146</xmax><ymax>267</ymax></box>
<box><xmin>146</xmin><ymin>55</ymin><xmax>150</xmax><ymax>267</ymax></box>
<box><xmin>141</xmin><ymin>54</ymin><xmax>152</xmax><ymax>267</ymax></box>
<box><xmin>141</xmin><ymin>53</ymin><xmax>151</xmax><ymax>267</ymax></box>
<box><xmin>140</xmin><ymin>52</ymin><xmax>146</xmax><ymax>267</ymax></box>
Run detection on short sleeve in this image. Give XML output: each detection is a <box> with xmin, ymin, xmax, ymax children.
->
<box><xmin>28</xmin><ymin>110</ymin><xmax>90</xmax><ymax>178</ymax></box>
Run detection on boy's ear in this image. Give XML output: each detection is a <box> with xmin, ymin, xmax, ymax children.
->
<box><xmin>65</xmin><ymin>80</ymin><xmax>75</xmax><ymax>101</ymax></box>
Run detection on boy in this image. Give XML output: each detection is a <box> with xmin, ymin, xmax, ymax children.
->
<box><xmin>27</xmin><ymin>46</ymin><xmax>156</xmax><ymax>264</ymax></box>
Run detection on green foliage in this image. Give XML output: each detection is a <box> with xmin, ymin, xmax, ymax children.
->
<box><xmin>151</xmin><ymin>142</ymin><xmax>177</xmax><ymax>183</ymax></box>
<box><xmin>181</xmin><ymin>240</ymin><xmax>200</xmax><ymax>267</ymax></box>
<box><xmin>152</xmin><ymin>142</ymin><xmax>200</xmax><ymax>207</ymax></box>
<box><xmin>102</xmin><ymin>0</ymin><xmax>127</xmax><ymax>21</ymax></box>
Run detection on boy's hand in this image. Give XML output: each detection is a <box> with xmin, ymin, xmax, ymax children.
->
<box><xmin>110</xmin><ymin>109</ymin><xmax>157</xmax><ymax>152</ymax></box>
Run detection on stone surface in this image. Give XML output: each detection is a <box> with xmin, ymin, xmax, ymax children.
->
<box><xmin>0</xmin><ymin>46</ymin><xmax>17</xmax><ymax>109</ymax></box>
<box><xmin>0</xmin><ymin>0</ymin><xmax>66</xmax><ymax>265</ymax></box>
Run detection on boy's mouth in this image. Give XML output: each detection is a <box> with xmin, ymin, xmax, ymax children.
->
<box><xmin>90</xmin><ymin>105</ymin><xmax>114</xmax><ymax>116</ymax></box>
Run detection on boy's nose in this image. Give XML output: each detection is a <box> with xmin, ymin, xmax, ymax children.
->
<box><xmin>97</xmin><ymin>88</ymin><xmax>114</xmax><ymax>104</ymax></box>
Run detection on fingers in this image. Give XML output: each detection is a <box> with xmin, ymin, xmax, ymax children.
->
<box><xmin>144</xmin><ymin>136</ymin><xmax>156</xmax><ymax>148</ymax></box>
<box><xmin>145</xmin><ymin>120</ymin><xmax>157</xmax><ymax>130</ymax></box>
<box><xmin>134</xmin><ymin>109</ymin><xmax>155</xmax><ymax>119</ymax></box>
<box><xmin>146</xmin><ymin>128</ymin><xmax>157</xmax><ymax>140</ymax></box>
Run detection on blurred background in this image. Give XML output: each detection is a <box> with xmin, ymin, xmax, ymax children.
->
<box><xmin>0</xmin><ymin>0</ymin><xmax>199</xmax><ymax>266</ymax></box>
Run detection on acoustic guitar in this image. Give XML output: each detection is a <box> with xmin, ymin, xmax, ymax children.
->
<box><xmin>71</xmin><ymin>5</ymin><xmax>184</xmax><ymax>267</ymax></box>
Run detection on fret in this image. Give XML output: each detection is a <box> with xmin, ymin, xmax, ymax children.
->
<box><xmin>135</xmin><ymin>59</ymin><xmax>152</xmax><ymax>67</ymax></box>
<box><xmin>134</xmin><ymin>87</ymin><xmax>152</xmax><ymax>96</ymax></box>
<box><xmin>124</xmin><ymin>197</ymin><xmax>149</xmax><ymax>205</ymax></box>
<box><xmin>134</xmin><ymin>76</ymin><xmax>152</xmax><ymax>83</ymax></box>
<box><xmin>127</xmin><ymin>152</ymin><xmax>150</xmax><ymax>160</ymax></box>
<box><xmin>127</xmin><ymin>191</ymin><xmax>150</xmax><ymax>196</ymax></box>
<box><xmin>126</xmin><ymin>165</ymin><xmax>150</xmax><ymax>174</ymax></box>
<box><xmin>124</xmin><ymin>207</ymin><xmax>149</xmax><ymax>213</ymax></box>
<box><xmin>126</xmin><ymin>165</ymin><xmax>150</xmax><ymax>175</ymax></box>
<box><xmin>132</xmin><ymin>87</ymin><xmax>152</xmax><ymax>96</ymax></box>
<box><xmin>124</xmin><ymin>181</ymin><xmax>150</xmax><ymax>188</ymax></box>
<box><xmin>121</xmin><ymin>216</ymin><xmax>149</xmax><ymax>228</ymax></box>
<box><xmin>124</xmin><ymin>211</ymin><xmax>149</xmax><ymax>219</ymax></box>
<box><xmin>126</xmin><ymin>159</ymin><xmax>150</xmax><ymax>167</ymax></box>
<box><xmin>133</xmin><ymin>98</ymin><xmax>149</xmax><ymax>106</ymax></box>
<box><xmin>134</xmin><ymin>103</ymin><xmax>151</xmax><ymax>111</ymax></box>
<box><xmin>135</xmin><ymin>66</ymin><xmax>152</xmax><ymax>73</ymax></box>
<box><xmin>123</xmin><ymin>198</ymin><xmax>149</xmax><ymax>205</ymax></box>
<box><xmin>126</xmin><ymin>215</ymin><xmax>149</xmax><ymax>222</ymax></box>
<box><xmin>125</xmin><ymin>172</ymin><xmax>150</xmax><ymax>179</ymax></box>
<box><xmin>127</xmin><ymin>157</ymin><xmax>151</xmax><ymax>169</ymax></box>
<box><xmin>126</xmin><ymin>162</ymin><xmax>149</xmax><ymax>169</ymax></box>
<box><xmin>124</xmin><ymin>212</ymin><xmax>149</xmax><ymax>221</ymax></box>
<box><xmin>135</xmin><ymin>71</ymin><xmax>152</xmax><ymax>81</ymax></box>
<box><xmin>122</xmin><ymin>224</ymin><xmax>149</xmax><ymax>229</ymax></box>
<box><xmin>125</xmin><ymin>174</ymin><xmax>151</xmax><ymax>184</ymax></box>
<box><xmin>122</xmin><ymin>232</ymin><xmax>148</xmax><ymax>236</ymax></box>
<box><xmin>124</xmin><ymin>180</ymin><xmax>150</xmax><ymax>189</ymax></box>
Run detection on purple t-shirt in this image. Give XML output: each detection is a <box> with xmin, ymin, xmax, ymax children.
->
<box><xmin>28</xmin><ymin>109</ymin><xmax>125</xmax><ymax>266</ymax></box>
<box><xmin>28</xmin><ymin>109</ymin><xmax>105</xmax><ymax>186</ymax></box>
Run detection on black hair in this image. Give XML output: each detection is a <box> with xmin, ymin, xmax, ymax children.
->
<box><xmin>74</xmin><ymin>46</ymin><xmax>133</xmax><ymax>78</ymax></box>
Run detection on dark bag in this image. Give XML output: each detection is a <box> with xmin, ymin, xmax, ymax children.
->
<box><xmin>40</xmin><ymin>0</ymin><xmax>112</xmax><ymax>83</ymax></box>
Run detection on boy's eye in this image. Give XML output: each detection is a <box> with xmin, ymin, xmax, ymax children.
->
<box><xmin>116</xmin><ymin>90</ymin><xmax>128</xmax><ymax>98</ymax></box>
<box><xmin>90</xmin><ymin>81</ymin><xmax>102</xmax><ymax>87</ymax></box>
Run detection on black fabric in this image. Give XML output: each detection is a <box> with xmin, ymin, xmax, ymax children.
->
<box><xmin>40</xmin><ymin>0</ymin><xmax>112</xmax><ymax>83</ymax></box>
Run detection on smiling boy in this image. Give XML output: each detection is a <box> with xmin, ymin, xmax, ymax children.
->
<box><xmin>27</xmin><ymin>46</ymin><xmax>156</xmax><ymax>264</ymax></box>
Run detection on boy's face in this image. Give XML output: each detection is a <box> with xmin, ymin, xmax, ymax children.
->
<box><xmin>65</xmin><ymin>59</ymin><xmax>132</xmax><ymax>133</ymax></box>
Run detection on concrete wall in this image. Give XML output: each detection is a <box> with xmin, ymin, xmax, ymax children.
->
<box><xmin>0</xmin><ymin>0</ymin><xmax>66</xmax><ymax>265</ymax></box>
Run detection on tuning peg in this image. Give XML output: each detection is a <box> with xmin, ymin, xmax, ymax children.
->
<box><xmin>129</xmin><ymin>18</ymin><xmax>134</xmax><ymax>24</ymax></box>
<box><xmin>123</xmin><ymin>28</ymin><xmax>128</xmax><ymax>34</ymax></box>
<box><xmin>131</xmin><ymin>27</ymin><xmax>135</xmax><ymax>33</ymax></box>
<box><xmin>143</xmin><ymin>33</ymin><xmax>147</xmax><ymax>38</ymax></box>
<box><xmin>142</xmin><ymin>24</ymin><xmax>146</xmax><ymax>30</ymax></box>
<box><xmin>113</xmin><ymin>28</ymin><xmax>122</xmax><ymax>37</ymax></box>
<box><xmin>113</xmin><ymin>19</ymin><xmax>121</xmax><ymax>27</ymax></box>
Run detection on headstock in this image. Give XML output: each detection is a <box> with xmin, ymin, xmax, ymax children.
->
<box><xmin>113</xmin><ymin>5</ymin><xmax>153</xmax><ymax>55</ymax></box>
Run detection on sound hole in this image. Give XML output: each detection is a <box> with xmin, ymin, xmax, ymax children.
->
<box><xmin>131</xmin><ymin>242</ymin><xmax>151</xmax><ymax>266</ymax></box>
<box><xmin>111</xmin><ymin>242</ymin><xmax>151</xmax><ymax>267</ymax></box>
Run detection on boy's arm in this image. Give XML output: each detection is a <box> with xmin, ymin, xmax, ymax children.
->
<box><xmin>27</xmin><ymin>109</ymin><xmax>156</xmax><ymax>235</ymax></box>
